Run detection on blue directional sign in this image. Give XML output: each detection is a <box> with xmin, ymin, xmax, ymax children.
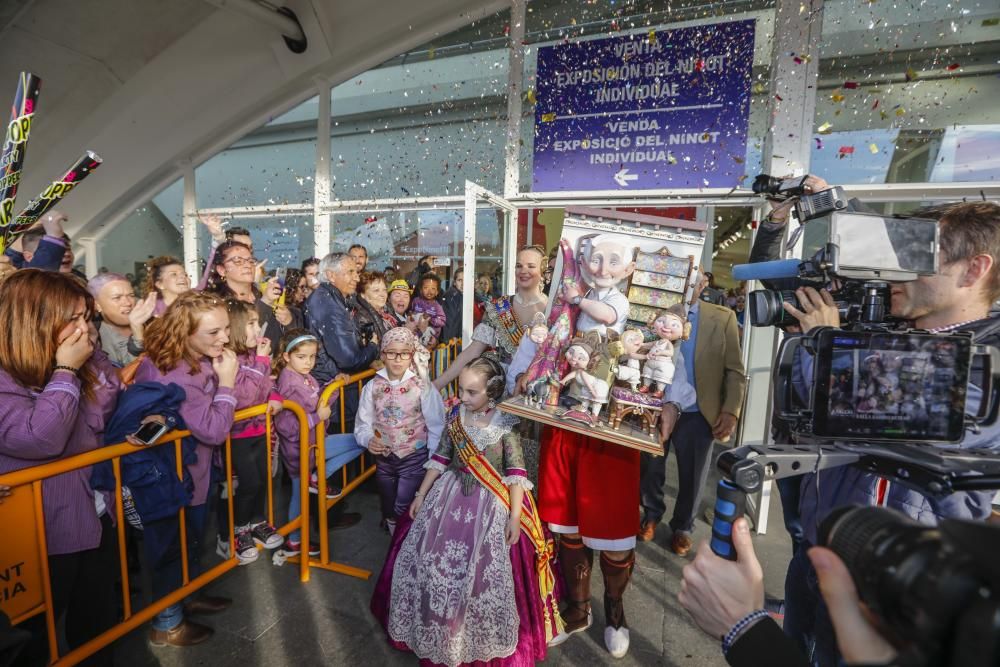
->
<box><xmin>532</xmin><ymin>20</ymin><xmax>755</xmax><ymax>192</ymax></box>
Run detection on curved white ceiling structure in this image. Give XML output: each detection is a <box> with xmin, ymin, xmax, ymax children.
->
<box><xmin>0</xmin><ymin>0</ymin><xmax>506</xmax><ymax>241</ymax></box>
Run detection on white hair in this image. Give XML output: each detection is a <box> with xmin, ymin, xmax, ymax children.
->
<box><xmin>578</xmin><ymin>233</ymin><xmax>636</xmax><ymax>263</ymax></box>
<box><xmin>318</xmin><ymin>252</ymin><xmax>354</xmax><ymax>282</ymax></box>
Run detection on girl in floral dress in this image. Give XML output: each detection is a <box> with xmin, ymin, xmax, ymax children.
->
<box><xmin>371</xmin><ymin>357</ymin><xmax>561</xmax><ymax>667</ymax></box>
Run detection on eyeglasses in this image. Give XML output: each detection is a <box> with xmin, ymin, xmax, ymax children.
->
<box><xmin>224</xmin><ymin>256</ymin><xmax>257</xmax><ymax>267</ymax></box>
<box><xmin>382</xmin><ymin>351</ymin><xmax>413</xmax><ymax>361</ymax></box>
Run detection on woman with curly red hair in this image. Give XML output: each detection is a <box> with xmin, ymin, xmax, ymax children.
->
<box><xmin>134</xmin><ymin>291</ymin><xmax>239</xmax><ymax>647</ymax></box>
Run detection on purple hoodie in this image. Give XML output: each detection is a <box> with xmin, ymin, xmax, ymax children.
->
<box><xmin>274</xmin><ymin>367</ymin><xmax>326</xmax><ymax>477</ymax></box>
<box><xmin>134</xmin><ymin>356</ymin><xmax>236</xmax><ymax>505</ymax></box>
<box><xmin>0</xmin><ymin>349</ymin><xmax>122</xmax><ymax>555</ymax></box>
<box><xmin>230</xmin><ymin>352</ymin><xmax>275</xmax><ymax>438</ymax></box>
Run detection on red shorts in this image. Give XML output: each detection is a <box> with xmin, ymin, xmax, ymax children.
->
<box><xmin>537</xmin><ymin>426</ymin><xmax>639</xmax><ymax>550</ymax></box>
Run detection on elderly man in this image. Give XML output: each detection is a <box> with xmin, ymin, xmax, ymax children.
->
<box><xmin>304</xmin><ymin>252</ymin><xmax>379</xmax><ymax>384</ymax></box>
<box><xmin>4</xmin><ymin>212</ymin><xmax>70</xmax><ymax>272</ymax></box>
<box><xmin>561</xmin><ymin>233</ymin><xmax>636</xmax><ymax>336</ymax></box>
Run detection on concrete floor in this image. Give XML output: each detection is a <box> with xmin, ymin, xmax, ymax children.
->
<box><xmin>113</xmin><ymin>445</ymin><xmax>794</xmax><ymax>666</ymax></box>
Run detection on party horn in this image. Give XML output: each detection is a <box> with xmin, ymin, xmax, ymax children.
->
<box><xmin>0</xmin><ymin>72</ymin><xmax>42</xmax><ymax>228</ymax></box>
<box><xmin>1</xmin><ymin>151</ymin><xmax>102</xmax><ymax>250</ymax></box>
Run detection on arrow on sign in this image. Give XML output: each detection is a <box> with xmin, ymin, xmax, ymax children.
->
<box><xmin>614</xmin><ymin>168</ymin><xmax>638</xmax><ymax>187</ymax></box>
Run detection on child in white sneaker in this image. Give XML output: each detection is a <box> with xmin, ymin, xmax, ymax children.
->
<box><xmin>273</xmin><ymin>328</ymin><xmax>363</xmax><ymax>553</ymax></box>
<box><xmin>217</xmin><ymin>299</ymin><xmax>284</xmax><ymax>564</ymax></box>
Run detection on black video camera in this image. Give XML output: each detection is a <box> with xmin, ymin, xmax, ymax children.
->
<box><xmin>751</xmin><ymin>173</ymin><xmax>810</xmax><ymax>200</ymax></box>
<box><xmin>821</xmin><ymin>506</ymin><xmax>1000</xmax><ymax>667</ymax></box>
<box><xmin>734</xmin><ymin>186</ymin><xmax>939</xmax><ymax>329</ymax></box>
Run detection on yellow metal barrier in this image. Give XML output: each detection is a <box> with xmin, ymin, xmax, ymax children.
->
<box><xmin>0</xmin><ymin>338</ymin><xmax>465</xmax><ymax>664</ymax></box>
<box><xmin>0</xmin><ymin>400</ymin><xmax>311</xmax><ymax>666</ymax></box>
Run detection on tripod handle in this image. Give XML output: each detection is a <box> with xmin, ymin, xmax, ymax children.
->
<box><xmin>711</xmin><ymin>479</ymin><xmax>746</xmax><ymax>561</ymax></box>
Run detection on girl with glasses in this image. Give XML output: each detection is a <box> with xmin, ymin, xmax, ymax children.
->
<box><xmin>353</xmin><ymin>327</ymin><xmax>445</xmax><ymax>536</ymax></box>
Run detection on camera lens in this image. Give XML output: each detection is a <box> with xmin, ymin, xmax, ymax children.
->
<box><xmin>752</xmin><ymin>174</ymin><xmax>781</xmax><ymax>195</ymax></box>
<box><xmin>747</xmin><ymin>289</ymin><xmax>797</xmax><ymax>327</ymax></box>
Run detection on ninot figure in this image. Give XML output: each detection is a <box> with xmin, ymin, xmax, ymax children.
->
<box><xmin>615</xmin><ymin>328</ymin><xmax>646</xmax><ymax>392</ymax></box>
<box><xmin>640</xmin><ymin>305</ymin><xmax>689</xmax><ymax>399</ymax></box>
<box><xmin>560</xmin><ymin>339</ymin><xmax>611</xmax><ymax>418</ymax></box>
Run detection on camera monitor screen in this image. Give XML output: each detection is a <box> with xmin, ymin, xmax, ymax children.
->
<box><xmin>812</xmin><ymin>330</ymin><xmax>971</xmax><ymax>442</ymax></box>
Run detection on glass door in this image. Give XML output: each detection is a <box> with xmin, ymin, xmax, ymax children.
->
<box><xmin>463</xmin><ymin>181</ymin><xmax>517</xmax><ymax>345</ymax></box>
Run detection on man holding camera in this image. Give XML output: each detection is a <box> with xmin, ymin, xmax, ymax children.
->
<box><xmin>769</xmin><ymin>192</ymin><xmax>1000</xmax><ymax>666</ymax></box>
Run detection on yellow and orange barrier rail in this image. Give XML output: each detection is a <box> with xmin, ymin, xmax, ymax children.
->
<box><xmin>0</xmin><ymin>401</ymin><xmax>311</xmax><ymax>666</ymax></box>
<box><xmin>0</xmin><ymin>338</ymin><xmax>462</xmax><ymax>664</ymax></box>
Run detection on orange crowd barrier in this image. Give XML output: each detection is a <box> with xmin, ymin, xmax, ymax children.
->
<box><xmin>0</xmin><ymin>338</ymin><xmax>465</xmax><ymax>664</ymax></box>
<box><xmin>0</xmin><ymin>401</ymin><xmax>310</xmax><ymax>666</ymax></box>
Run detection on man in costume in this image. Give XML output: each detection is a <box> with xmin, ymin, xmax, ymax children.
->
<box><xmin>514</xmin><ymin>234</ymin><xmax>697</xmax><ymax>657</ymax></box>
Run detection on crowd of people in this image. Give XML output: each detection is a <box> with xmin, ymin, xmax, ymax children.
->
<box><xmin>1</xmin><ymin>189</ymin><xmax>999</xmax><ymax>667</ymax></box>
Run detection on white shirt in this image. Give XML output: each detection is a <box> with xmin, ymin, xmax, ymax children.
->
<box><xmin>353</xmin><ymin>368</ymin><xmax>447</xmax><ymax>455</ymax></box>
<box><xmin>575</xmin><ymin>287</ymin><xmax>631</xmax><ymax>336</ymax></box>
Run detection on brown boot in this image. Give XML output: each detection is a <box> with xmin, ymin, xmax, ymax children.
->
<box><xmin>547</xmin><ymin>536</ymin><xmax>593</xmax><ymax>646</ymax></box>
<box><xmin>148</xmin><ymin>619</ymin><xmax>213</xmax><ymax>647</ymax></box>
<box><xmin>600</xmin><ymin>550</ymin><xmax>635</xmax><ymax>658</ymax></box>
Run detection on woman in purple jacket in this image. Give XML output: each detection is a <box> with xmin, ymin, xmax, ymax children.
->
<box><xmin>0</xmin><ymin>270</ymin><xmax>119</xmax><ymax>665</ymax></box>
<box><xmin>135</xmin><ymin>291</ymin><xmax>239</xmax><ymax>647</ymax></box>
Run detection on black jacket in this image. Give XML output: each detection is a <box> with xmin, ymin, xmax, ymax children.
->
<box><xmin>440</xmin><ymin>286</ymin><xmax>463</xmax><ymax>342</ymax></box>
<box><xmin>302</xmin><ymin>283</ymin><xmax>378</xmax><ymax>383</ymax></box>
<box><xmin>726</xmin><ymin>617</ymin><xmax>808</xmax><ymax>667</ymax></box>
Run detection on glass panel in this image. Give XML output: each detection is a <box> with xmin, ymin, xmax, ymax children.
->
<box><xmin>812</xmin><ymin>0</ymin><xmax>1000</xmax><ymax>184</ymax></box>
<box><xmin>216</xmin><ymin>214</ymin><xmax>314</xmax><ymax>271</ymax></box>
<box><xmin>151</xmin><ymin>177</ymin><xmax>184</xmax><ymax>232</ymax></box>
<box><xmin>476</xmin><ymin>207</ymin><xmax>507</xmax><ymax>297</ymax></box>
<box><xmin>100</xmin><ymin>198</ymin><xmax>184</xmax><ymax>278</ymax></box>
<box><xmin>324</xmin><ymin>207</ymin><xmax>504</xmax><ymax>290</ymax></box>
<box><xmin>329</xmin><ymin>10</ymin><xmax>511</xmax><ymax>200</ymax></box>
<box><xmin>709</xmin><ymin>207</ymin><xmax>755</xmax><ymax>289</ymax></box>
<box><xmin>520</xmin><ymin>1</ymin><xmax>778</xmax><ymax>192</ymax></box>
<box><xmin>196</xmin><ymin>96</ymin><xmax>319</xmax><ymax>208</ymax></box>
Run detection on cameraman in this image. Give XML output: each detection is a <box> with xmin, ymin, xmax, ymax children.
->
<box><xmin>773</xmin><ymin>198</ymin><xmax>1000</xmax><ymax>666</ymax></box>
<box><xmin>678</xmin><ymin>518</ymin><xmax>897</xmax><ymax>667</ymax></box>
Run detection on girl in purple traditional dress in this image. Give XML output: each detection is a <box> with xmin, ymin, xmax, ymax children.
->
<box><xmin>371</xmin><ymin>356</ymin><xmax>562</xmax><ymax>666</ymax></box>
<box><xmin>354</xmin><ymin>327</ymin><xmax>446</xmax><ymax>536</ymax></box>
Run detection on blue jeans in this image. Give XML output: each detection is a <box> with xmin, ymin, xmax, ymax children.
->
<box><xmin>783</xmin><ymin>544</ymin><xmax>841</xmax><ymax>667</ymax></box>
<box><xmin>288</xmin><ymin>434</ymin><xmax>364</xmax><ymax>542</ymax></box>
<box><xmin>143</xmin><ymin>503</ymin><xmax>208</xmax><ymax>631</ymax></box>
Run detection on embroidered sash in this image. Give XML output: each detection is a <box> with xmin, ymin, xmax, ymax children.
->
<box><xmin>486</xmin><ymin>295</ymin><xmax>523</xmax><ymax>354</ymax></box>
<box><xmin>446</xmin><ymin>412</ymin><xmax>564</xmax><ymax>642</ymax></box>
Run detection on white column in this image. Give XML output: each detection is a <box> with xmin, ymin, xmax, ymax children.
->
<box><xmin>462</xmin><ymin>181</ymin><xmax>479</xmax><ymax>346</ymax></box>
<box><xmin>739</xmin><ymin>0</ymin><xmax>823</xmax><ymax>534</ymax></box>
<box><xmin>181</xmin><ymin>161</ymin><xmax>199</xmax><ymax>285</ymax></box>
<box><xmin>741</xmin><ymin>0</ymin><xmax>823</xmax><ymax>448</ymax></box>
<box><xmin>698</xmin><ymin>206</ymin><xmax>714</xmax><ymax>272</ymax></box>
<box><xmin>502</xmin><ymin>0</ymin><xmax>526</xmax><ymax>199</ymax></box>
<box><xmin>79</xmin><ymin>237</ymin><xmax>98</xmax><ymax>278</ymax></box>
<box><xmin>314</xmin><ymin>80</ymin><xmax>332</xmax><ymax>258</ymax></box>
